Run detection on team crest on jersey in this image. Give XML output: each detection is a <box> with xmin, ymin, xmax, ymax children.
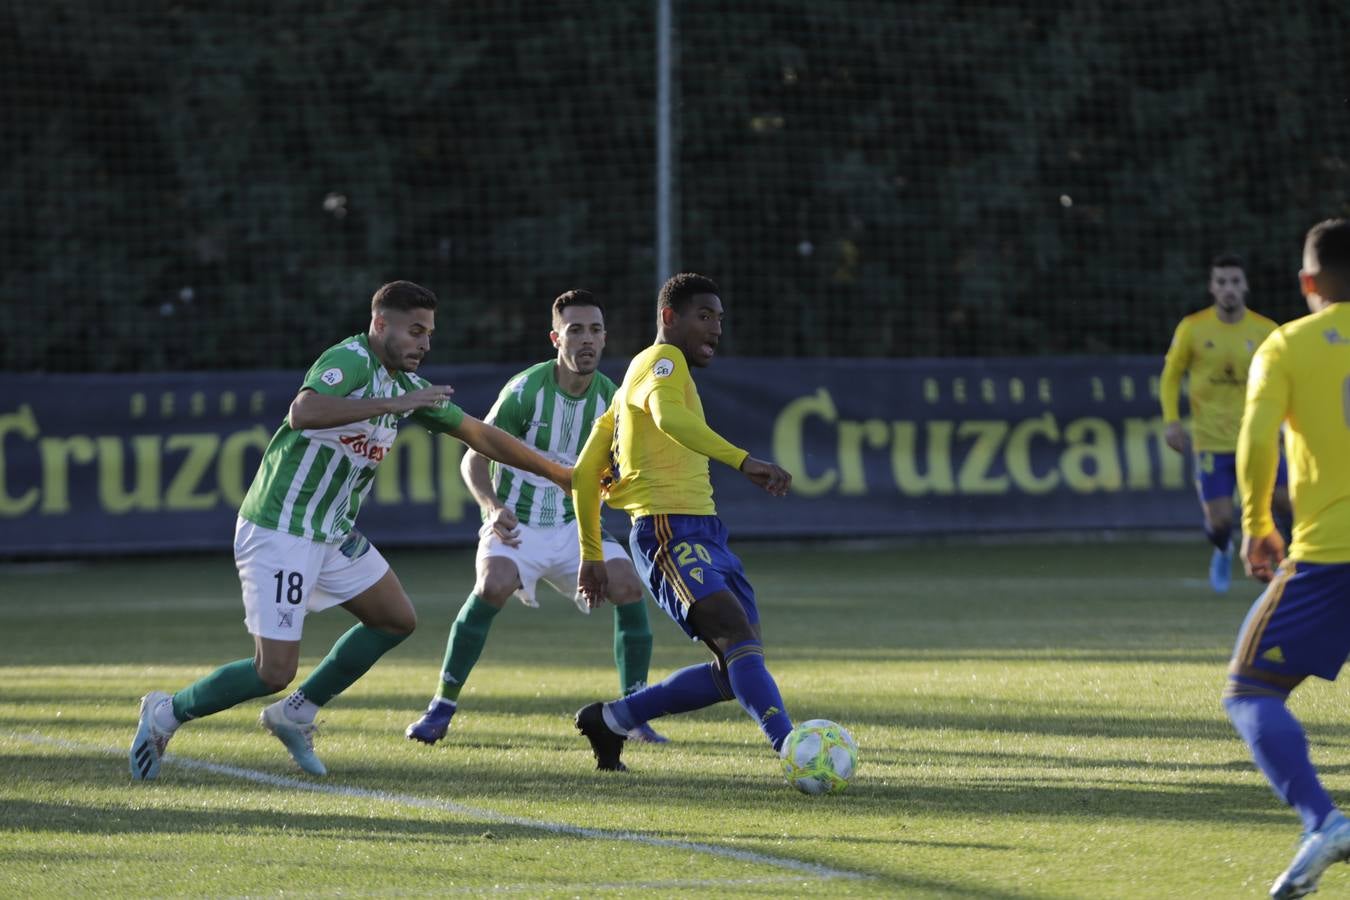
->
<box><xmin>689</xmin><ymin>566</ymin><xmax>704</xmax><ymax>584</ymax></box>
<box><xmin>277</xmin><ymin>610</ymin><xmax>294</xmax><ymax>628</ymax></box>
<box><xmin>321</xmin><ymin>367</ymin><xmax>344</xmax><ymax>386</ymax></box>
<box><xmin>652</xmin><ymin>358</ymin><xmax>675</xmax><ymax>378</ymax></box>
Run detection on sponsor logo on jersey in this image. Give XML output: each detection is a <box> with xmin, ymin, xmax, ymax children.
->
<box><xmin>343</xmin><ymin>340</ymin><xmax>370</xmax><ymax>359</ymax></box>
<box><xmin>339</xmin><ymin>432</ymin><xmax>393</xmax><ymax>463</ymax></box>
<box><xmin>1209</xmin><ymin>363</ymin><xmax>1242</xmax><ymax>387</ymax></box>
<box><xmin>652</xmin><ymin>358</ymin><xmax>675</xmax><ymax>378</ymax></box>
<box><xmin>321</xmin><ymin>367</ymin><xmax>344</xmax><ymax>386</ymax></box>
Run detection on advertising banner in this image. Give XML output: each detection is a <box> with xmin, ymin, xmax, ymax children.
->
<box><xmin>0</xmin><ymin>357</ymin><xmax>1199</xmax><ymax>556</ymax></box>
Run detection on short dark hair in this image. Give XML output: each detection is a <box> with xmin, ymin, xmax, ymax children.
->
<box><xmin>552</xmin><ymin>289</ymin><xmax>603</xmax><ymax>327</ymax></box>
<box><xmin>1305</xmin><ymin>218</ymin><xmax>1350</xmax><ymax>302</ymax></box>
<box><xmin>1210</xmin><ymin>253</ymin><xmax>1245</xmax><ymax>271</ymax></box>
<box><xmin>658</xmin><ymin>272</ymin><xmax>720</xmax><ymax>313</ymax></box>
<box><xmin>372</xmin><ymin>280</ymin><xmax>437</xmax><ymax>313</ymax></box>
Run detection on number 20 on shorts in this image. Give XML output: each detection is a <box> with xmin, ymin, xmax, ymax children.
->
<box><xmin>672</xmin><ymin>542</ymin><xmax>711</xmax><ymax>567</ymax></box>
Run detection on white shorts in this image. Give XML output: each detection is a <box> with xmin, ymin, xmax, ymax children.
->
<box><xmin>476</xmin><ymin>519</ymin><xmax>628</xmax><ymax>609</ymax></box>
<box><xmin>235</xmin><ymin>517</ymin><xmax>390</xmax><ymax>640</ymax></box>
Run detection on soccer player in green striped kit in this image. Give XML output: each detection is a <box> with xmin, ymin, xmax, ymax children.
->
<box><xmin>129</xmin><ymin>281</ymin><xmax>571</xmax><ymax>780</ymax></box>
<box><xmin>405</xmin><ymin>290</ymin><xmax>666</xmax><ymax>745</ymax></box>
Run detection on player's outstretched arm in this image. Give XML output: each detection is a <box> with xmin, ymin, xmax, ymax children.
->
<box><xmin>739</xmin><ymin>456</ymin><xmax>792</xmax><ymax>497</ymax></box>
<box><xmin>288</xmin><ymin>384</ymin><xmax>454</xmax><ymax>430</ymax></box>
<box><xmin>647</xmin><ymin>389</ymin><xmax>749</xmax><ymax>470</ymax></box>
<box><xmin>572</xmin><ymin>407</ymin><xmax>615</xmax><ymax>608</ymax></box>
<box><xmin>451</xmin><ymin>416</ymin><xmax>571</xmax><ymax>491</ymax></box>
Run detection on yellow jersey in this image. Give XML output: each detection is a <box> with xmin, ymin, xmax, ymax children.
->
<box><xmin>573</xmin><ymin>343</ymin><xmax>749</xmax><ymax>560</ymax></box>
<box><xmin>1161</xmin><ymin>307</ymin><xmax>1278</xmax><ymax>452</ymax></box>
<box><xmin>1239</xmin><ymin>303</ymin><xmax>1350</xmax><ymax>562</ymax></box>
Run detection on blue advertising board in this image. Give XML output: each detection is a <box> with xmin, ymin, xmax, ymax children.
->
<box><xmin>0</xmin><ymin>357</ymin><xmax>1199</xmax><ymax>556</ymax></box>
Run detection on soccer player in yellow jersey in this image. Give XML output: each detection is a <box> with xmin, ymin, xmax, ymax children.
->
<box><xmin>1224</xmin><ymin>220</ymin><xmax>1350</xmax><ymax>899</ymax></box>
<box><xmin>569</xmin><ymin>273</ymin><xmax>794</xmax><ymax>772</ymax></box>
<box><xmin>1161</xmin><ymin>254</ymin><xmax>1289</xmax><ymax>592</ymax></box>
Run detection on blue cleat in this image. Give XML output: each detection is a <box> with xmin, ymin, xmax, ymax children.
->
<box><xmin>1271</xmin><ymin>810</ymin><xmax>1350</xmax><ymax>898</ymax></box>
<box><xmin>405</xmin><ymin>699</ymin><xmax>456</xmax><ymax>745</ymax></box>
<box><xmin>1210</xmin><ymin>546</ymin><xmax>1233</xmax><ymax>593</ymax></box>
<box><xmin>627</xmin><ymin>721</ymin><xmax>670</xmax><ymax>744</ymax></box>
<box><xmin>129</xmin><ymin>690</ymin><xmax>174</xmax><ymax>781</ymax></box>
<box><xmin>259</xmin><ymin>701</ymin><xmax>327</xmax><ymax>776</ymax></box>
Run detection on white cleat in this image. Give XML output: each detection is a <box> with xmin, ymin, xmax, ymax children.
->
<box><xmin>259</xmin><ymin>701</ymin><xmax>327</xmax><ymax>776</ymax></box>
<box><xmin>129</xmin><ymin>691</ymin><xmax>174</xmax><ymax>780</ymax></box>
<box><xmin>1271</xmin><ymin>811</ymin><xmax>1350</xmax><ymax>899</ymax></box>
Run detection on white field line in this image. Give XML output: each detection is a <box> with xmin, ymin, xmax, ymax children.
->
<box><xmin>213</xmin><ymin>875</ymin><xmax>821</xmax><ymax>898</ymax></box>
<box><xmin>10</xmin><ymin>731</ymin><xmax>868</xmax><ymax>885</ymax></box>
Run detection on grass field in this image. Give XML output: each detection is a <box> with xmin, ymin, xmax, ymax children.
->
<box><xmin>4</xmin><ymin>538</ymin><xmax>1350</xmax><ymax>898</ymax></box>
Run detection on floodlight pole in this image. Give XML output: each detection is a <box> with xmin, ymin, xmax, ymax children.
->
<box><xmin>655</xmin><ymin>0</ymin><xmax>674</xmax><ymax>291</ymax></box>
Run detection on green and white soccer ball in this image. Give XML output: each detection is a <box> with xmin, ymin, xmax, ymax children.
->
<box><xmin>780</xmin><ymin>719</ymin><xmax>858</xmax><ymax>795</ymax></box>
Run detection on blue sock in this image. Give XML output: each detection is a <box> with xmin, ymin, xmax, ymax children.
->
<box><xmin>608</xmin><ymin>662</ymin><xmax>732</xmax><ymax>732</ymax></box>
<box><xmin>1224</xmin><ymin>679</ymin><xmax>1336</xmax><ymax>832</ymax></box>
<box><xmin>1205</xmin><ymin>523</ymin><xmax>1232</xmax><ymax>553</ymax></box>
<box><xmin>725</xmin><ymin>640</ymin><xmax>794</xmax><ymax>751</ymax></box>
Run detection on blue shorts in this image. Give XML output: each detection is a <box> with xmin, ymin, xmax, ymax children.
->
<box><xmin>628</xmin><ymin>514</ymin><xmax>758</xmax><ymax>641</ymax></box>
<box><xmin>1232</xmin><ymin>561</ymin><xmax>1350</xmax><ymax>681</ymax></box>
<box><xmin>1195</xmin><ymin>451</ymin><xmax>1288</xmax><ymax>502</ymax></box>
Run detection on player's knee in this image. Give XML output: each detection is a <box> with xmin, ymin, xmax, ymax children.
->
<box><xmin>609</xmin><ymin>579</ymin><xmax>643</xmax><ymax>606</ymax></box>
<box><xmin>1206</xmin><ymin>511</ymin><xmax>1234</xmax><ymax>533</ymax></box>
<box><xmin>475</xmin><ymin>575</ymin><xmax>517</xmax><ymax>606</ymax></box>
<box><xmin>384</xmin><ymin>607</ymin><xmax>417</xmax><ymax>637</ymax></box>
<box><xmin>690</xmin><ymin>595</ymin><xmax>754</xmax><ymax>645</ymax></box>
<box><xmin>256</xmin><ymin>660</ymin><xmax>297</xmax><ymax>694</ymax></box>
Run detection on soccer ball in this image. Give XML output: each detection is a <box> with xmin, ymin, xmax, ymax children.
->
<box><xmin>780</xmin><ymin>719</ymin><xmax>858</xmax><ymax>795</ymax></box>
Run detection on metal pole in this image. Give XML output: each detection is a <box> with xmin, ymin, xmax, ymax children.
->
<box><xmin>655</xmin><ymin>0</ymin><xmax>673</xmax><ymax>292</ymax></box>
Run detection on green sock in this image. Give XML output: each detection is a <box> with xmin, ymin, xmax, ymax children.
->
<box><xmin>615</xmin><ymin>601</ymin><xmax>653</xmax><ymax>696</ymax></box>
<box><xmin>436</xmin><ymin>593</ymin><xmax>500</xmax><ymax>701</ymax></box>
<box><xmin>172</xmin><ymin>658</ymin><xmax>274</xmax><ymax>721</ymax></box>
<box><xmin>297</xmin><ymin>624</ymin><xmax>407</xmax><ymax>707</ymax></box>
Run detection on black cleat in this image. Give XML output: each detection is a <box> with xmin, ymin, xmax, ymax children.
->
<box><xmin>575</xmin><ymin>702</ymin><xmax>627</xmax><ymax>771</ymax></box>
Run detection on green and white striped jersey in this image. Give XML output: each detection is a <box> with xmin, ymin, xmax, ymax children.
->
<box><xmin>239</xmin><ymin>333</ymin><xmax>465</xmax><ymax>542</ymax></box>
<box><xmin>485</xmin><ymin>361</ymin><xmax>615</xmax><ymax>527</ymax></box>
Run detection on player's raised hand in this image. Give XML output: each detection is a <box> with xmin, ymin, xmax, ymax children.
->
<box><xmin>1242</xmin><ymin>529</ymin><xmax>1286</xmax><ymax>584</ymax></box>
<box><xmin>398</xmin><ymin>384</ymin><xmax>455</xmax><ymax>412</ymax></box>
<box><xmin>576</xmin><ymin>560</ymin><xmax>609</xmax><ymax>610</ymax></box>
<box><xmin>1163</xmin><ymin>421</ymin><xmax>1190</xmax><ymax>455</ymax></box>
<box><xmin>487</xmin><ymin>506</ymin><xmax>521</xmax><ymax>547</ymax></box>
<box><xmin>740</xmin><ymin>457</ymin><xmax>792</xmax><ymax>496</ymax></box>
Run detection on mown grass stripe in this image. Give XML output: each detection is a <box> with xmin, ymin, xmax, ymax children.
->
<box><xmin>10</xmin><ymin>730</ymin><xmax>868</xmax><ymax>884</ymax></box>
